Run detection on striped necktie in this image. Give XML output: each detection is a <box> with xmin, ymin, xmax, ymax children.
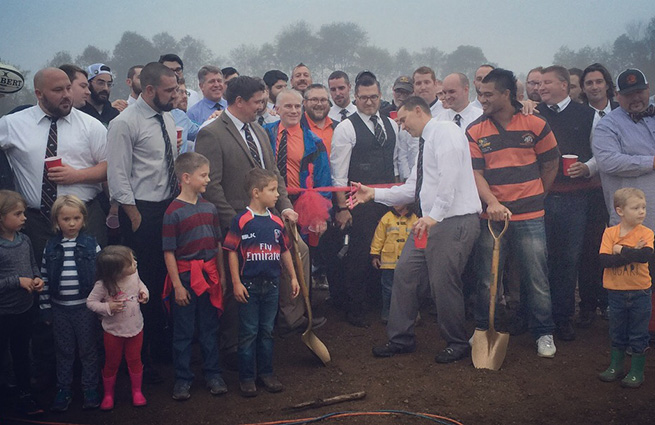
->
<box><xmin>154</xmin><ymin>114</ymin><xmax>178</xmax><ymax>197</ymax></box>
<box><xmin>370</xmin><ymin>115</ymin><xmax>386</xmax><ymax>146</ymax></box>
<box><xmin>40</xmin><ymin>116</ymin><xmax>58</xmax><ymax>219</ymax></box>
<box><xmin>277</xmin><ymin>129</ymin><xmax>288</xmax><ymax>183</ymax></box>
<box><xmin>340</xmin><ymin>109</ymin><xmax>349</xmax><ymax>122</ymax></box>
<box><xmin>242</xmin><ymin>123</ymin><xmax>263</xmax><ymax>167</ymax></box>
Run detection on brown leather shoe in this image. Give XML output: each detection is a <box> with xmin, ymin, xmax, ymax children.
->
<box><xmin>239</xmin><ymin>381</ymin><xmax>257</xmax><ymax>398</ymax></box>
<box><xmin>257</xmin><ymin>375</ymin><xmax>284</xmax><ymax>393</ymax></box>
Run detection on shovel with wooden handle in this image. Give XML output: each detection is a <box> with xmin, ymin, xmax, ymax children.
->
<box><xmin>472</xmin><ymin>218</ymin><xmax>510</xmax><ymax>371</ymax></box>
<box><xmin>285</xmin><ymin>221</ymin><xmax>331</xmax><ymax>366</ymax></box>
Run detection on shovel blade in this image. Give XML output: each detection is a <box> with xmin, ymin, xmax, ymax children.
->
<box><xmin>301</xmin><ymin>330</ymin><xmax>331</xmax><ymax>365</ymax></box>
<box><xmin>471</xmin><ymin>329</ymin><xmax>510</xmax><ymax>371</ymax></box>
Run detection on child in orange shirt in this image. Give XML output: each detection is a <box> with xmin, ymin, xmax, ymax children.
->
<box><xmin>598</xmin><ymin>188</ymin><xmax>653</xmax><ymax>388</ymax></box>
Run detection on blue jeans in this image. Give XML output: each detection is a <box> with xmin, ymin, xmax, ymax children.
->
<box><xmin>172</xmin><ymin>272</ymin><xmax>221</xmax><ymax>384</ymax></box>
<box><xmin>608</xmin><ymin>289</ymin><xmax>652</xmax><ymax>354</ymax></box>
<box><xmin>475</xmin><ymin>218</ymin><xmax>555</xmax><ymax>338</ymax></box>
<box><xmin>544</xmin><ymin>192</ymin><xmax>589</xmax><ymax>323</ymax></box>
<box><xmin>380</xmin><ymin>269</ymin><xmax>394</xmax><ymax>321</ymax></box>
<box><xmin>237</xmin><ymin>277</ymin><xmax>279</xmax><ymax>382</ymax></box>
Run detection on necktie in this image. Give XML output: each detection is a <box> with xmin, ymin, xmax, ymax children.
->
<box><xmin>277</xmin><ymin>129</ymin><xmax>288</xmax><ymax>183</ymax></box>
<box><xmin>370</xmin><ymin>115</ymin><xmax>386</xmax><ymax>146</ymax></box>
<box><xmin>629</xmin><ymin>104</ymin><xmax>655</xmax><ymax>123</ymax></box>
<box><xmin>242</xmin><ymin>123</ymin><xmax>263</xmax><ymax>167</ymax></box>
<box><xmin>41</xmin><ymin>117</ymin><xmax>58</xmax><ymax>219</ymax></box>
<box><xmin>154</xmin><ymin>114</ymin><xmax>178</xmax><ymax>197</ymax></box>
<box><xmin>598</xmin><ymin>110</ymin><xmax>606</xmax><ymax>118</ymax></box>
<box><xmin>215</xmin><ymin>103</ymin><xmax>223</xmax><ymax>111</ymax></box>
<box><xmin>549</xmin><ymin>104</ymin><xmax>560</xmax><ymax>113</ymax></box>
<box><xmin>414</xmin><ymin>137</ymin><xmax>425</xmax><ymax>217</ymax></box>
<box><xmin>258</xmin><ymin>115</ymin><xmax>265</xmax><ymax>126</ymax></box>
<box><xmin>340</xmin><ymin>109</ymin><xmax>349</xmax><ymax>122</ymax></box>
<box><xmin>454</xmin><ymin>114</ymin><xmax>462</xmax><ymax>127</ymax></box>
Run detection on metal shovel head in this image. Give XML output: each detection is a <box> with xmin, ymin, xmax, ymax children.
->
<box><xmin>285</xmin><ymin>221</ymin><xmax>331</xmax><ymax>366</ymax></box>
<box><xmin>471</xmin><ymin>328</ymin><xmax>510</xmax><ymax>370</ymax></box>
<box><xmin>301</xmin><ymin>330</ymin><xmax>331</xmax><ymax>365</ymax></box>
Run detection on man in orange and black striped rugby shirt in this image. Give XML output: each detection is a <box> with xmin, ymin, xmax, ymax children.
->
<box><xmin>466</xmin><ymin>68</ymin><xmax>561</xmax><ymax>359</ymax></box>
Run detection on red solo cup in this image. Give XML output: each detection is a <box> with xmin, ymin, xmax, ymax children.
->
<box><xmin>105</xmin><ymin>214</ymin><xmax>120</xmax><ymax>229</ymax></box>
<box><xmin>562</xmin><ymin>154</ymin><xmax>578</xmax><ymax>176</ymax></box>
<box><xmin>176</xmin><ymin>127</ymin><xmax>183</xmax><ymax>139</ymax></box>
<box><xmin>44</xmin><ymin>156</ymin><xmax>62</xmax><ymax>169</ymax></box>
<box><xmin>389</xmin><ymin>111</ymin><xmax>397</xmax><ymax>119</ymax></box>
<box><xmin>415</xmin><ymin>231</ymin><xmax>428</xmax><ymax>249</ymax></box>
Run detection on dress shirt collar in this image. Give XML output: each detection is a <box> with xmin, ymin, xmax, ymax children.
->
<box><xmin>590</xmin><ymin>100</ymin><xmax>612</xmax><ymax>115</ymax></box>
<box><xmin>35</xmin><ymin>103</ymin><xmax>73</xmax><ymax>125</ymax></box>
<box><xmin>278</xmin><ymin>122</ymin><xmax>301</xmax><ymax>137</ymax></box>
<box><xmin>356</xmin><ymin>110</ymin><xmax>381</xmax><ymax>122</ymax></box>
<box><xmin>135</xmin><ymin>95</ymin><xmax>162</xmax><ymax>118</ymax></box>
<box><xmin>200</xmin><ymin>96</ymin><xmax>226</xmax><ymax>109</ymax></box>
<box><xmin>548</xmin><ymin>96</ymin><xmax>571</xmax><ymax>112</ymax></box>
<box><xmin>304</xmin><ymin>112</ymin><xmax>333</xmax><ymax>130</ymax></box>
<box><xmin>224</xmin><ymin>108</ymin><xmax>247</xmax><ymax>131</ymax></box>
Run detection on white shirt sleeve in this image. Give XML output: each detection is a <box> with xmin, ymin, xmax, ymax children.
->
<box><xmin>330</xmin><ymin>120</ymin><xmax>357</xmax><ymax>187</ymax></box>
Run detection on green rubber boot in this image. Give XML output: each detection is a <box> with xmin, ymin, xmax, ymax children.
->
<box><xmin>598</xmin><ymin>348</ymin><xmax>625</xmax><ymax>382</ymax></box>
<box><xmin>621</xmin><ymin>352</ymin><xmax>646</xmax><ymax>388</ymax></box>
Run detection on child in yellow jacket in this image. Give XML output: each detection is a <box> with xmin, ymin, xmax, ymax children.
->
<box><xmin>370</xmin><ymin>204</ymin><xmax>418</xmax><ymax>323</ymax></box>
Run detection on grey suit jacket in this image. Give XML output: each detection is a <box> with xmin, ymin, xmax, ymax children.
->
<box><xmin>195</xmin><ymin>112</ymin><xmax>293</xmax><ymax>230</ymax></box>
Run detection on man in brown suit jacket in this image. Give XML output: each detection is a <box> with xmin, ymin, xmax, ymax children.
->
<box><xmin>195</xmin><ymin>77</ymin><xmax>323</xmax><ymax>368</ymax></box>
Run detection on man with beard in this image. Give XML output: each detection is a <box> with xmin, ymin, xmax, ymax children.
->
<box><xmin>79</xmin><ymin>63</ymin><xmax>120</xmax><ymax>126</ymax></box>
<box><xmin>263</xmin><ymin>69</ymin><xmax>288</xmax><ymax>111</ymax></box>
<box><xmin>107</xmin><ymin>62</ymin><xmax>179</xmax><ymax>383</ymax></box>
<box><xmin>327</xmin><ymin>71</ymin><xmax>357</xmax><ymax>122</ymax></box>
<box><xmin>301</xmin><ymin>84</ymin><xmax>337</xmax><ymax>155</ymax></box>
<box><xmin>0</xmin><ymin>67</ymin><xmax>108</xmax><ymax>259</ymax></box>
<box><xmin>58</xmin><ymin>64</ymin><xmax>91</xmax><ymax>109</ymax></box>
<box><xmin>290</xmin><ymin>63</ymin><xmax>312</xmax><ymax>95</ymax></box>
<box><xmin>126</xmin><ymin>65</ymin><xmax>143</xmax><ymax>106</ymax></box>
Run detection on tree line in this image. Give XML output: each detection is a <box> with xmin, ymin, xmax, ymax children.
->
<box><xmin>1</xmin><ymin>16</ymin><xmax>653</xmax><ymax>117</ymax></box>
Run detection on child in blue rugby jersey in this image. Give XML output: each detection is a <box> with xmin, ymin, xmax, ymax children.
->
<box><xmin>223</xmin><ymin>168</ymin><xmax>299</xmax><ymax>397</ymax></box>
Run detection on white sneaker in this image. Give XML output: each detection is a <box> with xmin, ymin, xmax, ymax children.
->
<box><xmin>536</xmin><ymin>334</ymin><xmax>556</xmax><ymax>358</ymax></box>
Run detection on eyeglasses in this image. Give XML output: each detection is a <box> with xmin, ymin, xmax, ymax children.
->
<box><xmin>357</xmin><ymin>94</ymin><xmax>380</xmax><ymax>103</ymax></box>
<box><xmin>93</xmin><ymin>79</ymin><xmax>113</xmax><ymax>88</ymax></box>
<box><xmin>306</xmin><ymin>97</ymin><xmax>329</xmax><ymax>104</ymax></box>
<box><xmin>170</xmin><ymin>67</ymin><xmax>183</xmax><ymax>74</ymax></box>
<box><xmin>526</xmin><ymin>81</ymin><xmax>541</xmax><ymax>87</ymax></box>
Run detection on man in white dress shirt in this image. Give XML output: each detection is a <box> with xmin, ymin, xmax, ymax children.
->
<box><xmin>412</xmin><ymin>66</ymin><xmax>445</xmax><ymax>117</ymax></box>
<box><xmin>0</xmin><ymin>67</ymin><xmax>108</xmax><ymax>258</ymax></box>
<box><xmin>327</xmin><ymin>71</ymin><xmax>357</xmax><ymax>122</ymax></box>
<box><xmin>352</xmin><ymin>96</ymin><xmax>482</xmax><ymax>363</ymax></box>
<box><xmin>329</xmin><ymin>73</ymin><xmax>398</xmax><ymax>327</ymax></box>
<box><xmin>436</xmin><ymin>73</ymin><xmax>482</xmax><ymax>130</ymax></box>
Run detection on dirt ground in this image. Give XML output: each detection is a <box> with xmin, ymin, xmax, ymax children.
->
<box><xmin>3</xmin><ymin>292</ymin><xmax>655</xmax><ymax>425</ymax></box>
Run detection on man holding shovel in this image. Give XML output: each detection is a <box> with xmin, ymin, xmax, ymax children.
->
<box><xmin>351</xmin><ymin>96</ymin><xmax>482</xmax><ymax>364</ymax></box>
<box><xmin>467</xmin><ymin>68</ymin><xmax>559</xmax><ymax>358</ymax></box>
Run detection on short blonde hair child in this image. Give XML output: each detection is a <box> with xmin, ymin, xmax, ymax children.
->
<box><xmin>613</xmin><ymin>188</ymin><xmax>646</xmax><ymax>210</ymax></box>
<box><xmin>50</xmin><ymin>195</ymin><xmax>88</xmax><ymax>233</ymax></box>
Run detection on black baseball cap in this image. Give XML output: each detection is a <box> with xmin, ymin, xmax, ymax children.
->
<box><xmin>616</xmin><ymin>69</ymin><xmax>649</xmax><ymax>94</ymax></box>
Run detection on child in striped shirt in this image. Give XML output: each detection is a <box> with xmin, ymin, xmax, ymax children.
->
<box><xmin>39</xmin><ymin>195</ymin><xmax>101</xmax><ymax>411</ymax></box>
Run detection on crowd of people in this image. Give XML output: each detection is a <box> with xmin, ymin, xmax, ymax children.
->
<box><xmin>0</xmin><ymin>52</ymin><xmax>655</xmax><ymax>417</ymax></box>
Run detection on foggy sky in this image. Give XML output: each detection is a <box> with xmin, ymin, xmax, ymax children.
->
<box><xmin>2</xmin><ymin>0</ymin><xmax>654</xmax><ymax>79</ymax></box>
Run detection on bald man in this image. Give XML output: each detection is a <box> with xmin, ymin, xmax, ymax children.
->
<box><xmin>0</xmin><ymin>67</ymin><xmax>108</xmax><ymax>258</ymax></box>
<box><xmin>436</xmin><ymin>73</ymin><xmax>482</xmax><ymax>130</ymax></box>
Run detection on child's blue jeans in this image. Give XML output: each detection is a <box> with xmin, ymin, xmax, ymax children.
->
<box><xmin>237</xmin><ymin>277</ymin><xmax>279</xmax><ymax>382</ymax></box>
<box><xmin>608</xmin><ymin>288</ymin><xmax>652</xmax><ymax>354</ymax></box>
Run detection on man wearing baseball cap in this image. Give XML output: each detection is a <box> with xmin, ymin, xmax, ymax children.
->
<box><xmin>79</xmin><ymin>63</ymin><xmax>119</xmax><ymax>126</ymax></box>
<box><xmin>380</xmin><ymin>75</ymin><xmax>413</xmax><ymax>118</ymax></box>
<box><xmin>593</xmin><ymin>68</ymin><xmax>655</xmax><ymax>304</ymax></box>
